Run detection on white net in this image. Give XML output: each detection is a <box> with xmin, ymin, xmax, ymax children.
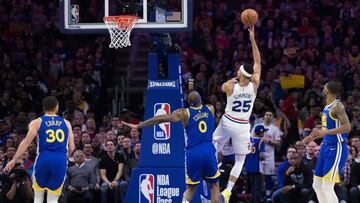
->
<box><xmin>103</xmin><ymin>16</ymin><xmax>138</xmax><ymax>49</ymax></box>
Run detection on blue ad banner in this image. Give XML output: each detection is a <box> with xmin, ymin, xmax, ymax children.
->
<box><xmin>125</xmin><ymin>168</ymin><xmax>211</xmax><ymax>203</ymax></box>
<box><xmin>139</xmin><ymin>82</ymin><xmax>185</xmax><ymax>168</ymax></box>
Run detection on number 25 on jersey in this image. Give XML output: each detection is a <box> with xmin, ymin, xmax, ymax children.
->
<box><xmin>46</xmin><ymin>129</ymin><xmax>65</xmax><ymax>143</ymax></box>
<box><xmin>232</xmin><ymin>100</ymin><xmax>251</xmax><ymax>112</ymax></box>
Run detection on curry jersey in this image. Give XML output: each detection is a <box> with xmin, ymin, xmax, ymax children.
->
<box><xmin>225</xmin><ymin>82</ymin><xmax>256</xmax><ymax>121</ymax></box>
<box><xmin>38</xmin><ymin>115</ymin><xmax>69</xmax><ymax>153</ymax></box>
<box><xmin>322</xmin><ymin>100</ymin><xmax>347</xmax><ymax>144</ymax></box>
<box><xmin>185</xmin><ymin>105</ymin><xmax>215</xmax><ymax>149</ymax></box>
<box><xmin>33</xmin><ymin>115</ymin><xmax>69</xmax><ymax>196</ymax></box>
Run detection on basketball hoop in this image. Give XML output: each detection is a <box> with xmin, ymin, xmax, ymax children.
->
<box><xmin>103</xmin><ymin>15</ymin><xmax>138</xmax><ymax>49</ymax></box>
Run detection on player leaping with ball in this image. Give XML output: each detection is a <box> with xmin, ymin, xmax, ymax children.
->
<box><xmin>213</xmin><ymin>25</ymin><xmax>261</xmax><ymax>203</ymax></box>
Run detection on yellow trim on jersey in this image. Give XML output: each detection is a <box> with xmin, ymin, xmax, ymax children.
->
<box><xmin>33</xmin><ymin>177</ymin><xmax>45</xmax><ymax>191</ymax></box>
<box><xmin>205</xmin><ymin>170</ymin><xmax>221</xmax><ymax>179</ymax></box>
<box><xmin>314</xmin><ymin>171</ymin><xmax>340</xmax><ymax>183</ymax></box>
<box><xmin>329</xmin><ymin>110</ymin><xmax>337</xmax><ymax>121</ymax></box>
<box><xmin>186</xmin><ymin>108</ymin><xmax>190</xmax><ymax>118</ymax></box>
<box><xmin>46</xmin><ymin>184</ymin><xmax>64</xmax><ymax>196</ymax></box>
<box><xmin>33</xmin><ymin>176</ymin><xmax>64</xmax><ymax>196</ymax></box>
<box><xmin>38</xmin><ymin>117</ymin><xmax>42</xmax><ymax>122</ymax></box>
<box><xmin>190</xmin><ymin>105</ymin><xmax>202</xmax><ymax>110</ymax></box>
<box><xmin>185</xmin><ymin>174</ymin><xmax>200</xmax><ymax>185</ymax></box>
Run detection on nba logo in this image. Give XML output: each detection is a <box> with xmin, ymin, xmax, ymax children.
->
<box><xmin>139</xmin><ymin>174</ymin><xmax>155</xmax><ymax>203</ymax></box>
<box><xmin>154</xmin><ymin>103</ymin><xmax>171</xmax><ymax>140</ymax></box>
<box><xmin>70</xmin><ymin>5</ymin><xmax>79</xmax><ymax>23</ymax></box>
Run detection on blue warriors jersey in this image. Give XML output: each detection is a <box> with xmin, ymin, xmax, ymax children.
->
<box><xmin>322</xmin><ymin>100</ymin><xmax>347</xmax><ymax>144</ymax></box>
<box><xmin>33</xmin><ymin>115</ymin><xmax>69</xmax><ymax>196</ymax></box>
<box><xmin>38</xmin><ymin>115</ymin><xmax>69</xmax><ymax>153</ymax></box>
<box><xmin>184</xmin><ymin>105</ymin><xmax>219</xmax><ymax>185</ymax></box>
<box><xmin>245</xmin><ymin>137</ymin><xmax>265</xmax><ymax>173</ymax></box>
<box><xmin>185</xmin><ymin>105</ymin><xmax>215</xmax><ymax>149</ymax></box>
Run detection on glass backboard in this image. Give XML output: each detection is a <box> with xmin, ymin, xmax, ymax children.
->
<box><xmin>60</xmin><ymin>0</ymin><xmax>192</xmax><ymax>34</ymax></box>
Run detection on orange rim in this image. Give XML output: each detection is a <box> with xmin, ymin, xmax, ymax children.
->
<box><xmin>103</xmin><ymin>15</ymin><xmax>138</xmax><ymax>23</ymax></box>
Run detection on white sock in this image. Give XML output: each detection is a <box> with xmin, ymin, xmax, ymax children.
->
<box><xmin>34</xmin><ymin>190</ymin><xmax>45</xmax><ymax>203</ymax></box>
<box><xmin>226</xmin><ymin>181</ymin><xmax>235</xmax><ymax>191</ymax></box>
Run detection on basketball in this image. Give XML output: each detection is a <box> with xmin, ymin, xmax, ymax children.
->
<box><xmin>241</xmin><ymin>9</ymin><xmax>258</xmax><ymax>26</ymax></box>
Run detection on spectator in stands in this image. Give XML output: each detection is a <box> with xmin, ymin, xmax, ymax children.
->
<box><xmin>245</xmin><ymin>125</ymin><xmax>266</xmax><ymax>203</ymax></box>
<box><xmin>116</xmin><ymin>134</ymin><xmax>125</xmax><ymax>151</ymax></box>
<box><xmin>81</xmin><ymin>132</ymin><xmax>92</xmax><ymax>146</ymax></box>
<box><xmin>304</xmin><ymin>141</ymin><xmax>317</xmax><ymax>170</ymax></box>
<box><xmin>0</xmin><ymin>159</ymin><xmax>33</xmax><ymax>203</ymax></box>
<box><xmin>252</xmin><ymin>110</ymin><xmax>282</xmax><ymax>198</ymax></box>
<box><xmin>350</xmin><ymin>155</ymin><xmax>360</xmax><ymax>203</ymax></box>
<box><xmin>134</xmin><ymin>142</ymin><xmax>141</xmax><ymax>165</ymax></box>
<box><xmin>281</xmin><ymin>89</ymin><xmax>300</xmax><ymax>145</ymax></box>
<box><xmin>73</xmin><ymin>133</ymin><xmax>81</xmax><ymax>150</ymax></box>
<box><xmin>110</xmin><ymin>115</ymin><xmax>122</xmax><ymax>135</ymax></box>
<box><xmin>84</xmin><ymin>118</ymin><xmax>96</xmax><ymax>139</ymax></box>
<box><xmin>99</xmin><ymin>140</ymin><xmax>127</xmax><ymax>203</ymax></box>
<box><xmin>274</xmin><ymin>152</ymin><xmax>312</xmax><ymax>203</ymax></box>
<box><xmin>65</xmin><ymin>150</ymin><xmax>95</xmax><ymax>203</ymax></box>
<box><xmin>106</xmin><ymin>131</ymin><xmax>116</xmax><ymax>142</ymax></box>
<box><xmin>295</xmin><ymin>141</ymin><xmax>306</xmax><ymax>160</ymax></box>
<box><xmin>272</xmin><ymin>146</ymin><xmax>297</xmax><ymax>202</ymax></box>
<box><xmin>120</xmin><ymin>137</ymin><xmax>137</xmax><ymax>182</ymax></box>
<box><xmin>83</xmin><ymin>143</ymin><xmax>100</xmax><ymax>190</ymax></box>
<box><xmin>129</xmin><ymin>128</ymin><xmax>141</xmax><ymax>146</ymax></box>
<box><xmin>2</xmin><ymin>146</ymin><xmax>15</xmax><ymax>169</ymax></box>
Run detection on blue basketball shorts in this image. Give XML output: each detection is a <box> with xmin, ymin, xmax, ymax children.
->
<box><xmin>185</xmin><ymin>143</ymin><xmax>220</xmax><ymax>185</ymax></box>
<box><xmin>314</xmin><ymin>142</ymin><xmax>348</xmax><ymax>183</ymax></box>
<box><xmin>33</xmin><ymin>151</ymin><xmax>67</xmax><ymax>195</ymax></box>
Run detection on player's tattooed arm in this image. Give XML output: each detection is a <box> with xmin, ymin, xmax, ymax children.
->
<box><xmin>123</xmin><ymin>108</ymin><xmax>187</xmax><ymax>129</ymax></box>
<box><xmin>249</xmin><ymin>25</ymin><xmax>261</xmax><ymax>91</ymax></box>
<box><xmin>327</xmin><ymin>102</ymin><xmax>351</xmax><ymax>135</ymax></box>
<box><xmin>312</xmin><ymin>102</ymin><xmax>351</xmax><ymax>139</ymax></box>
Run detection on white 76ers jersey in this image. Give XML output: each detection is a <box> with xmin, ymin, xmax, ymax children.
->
<box><xmin>225</xmin><ymin>82</ymin><xmax>256</xmax><ymax>121</ymax></box>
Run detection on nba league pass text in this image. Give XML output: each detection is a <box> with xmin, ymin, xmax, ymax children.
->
<box><xmin>139</xmin><ymin>174</ymin><xmax>180</xmax><ymax>203</ymax></box>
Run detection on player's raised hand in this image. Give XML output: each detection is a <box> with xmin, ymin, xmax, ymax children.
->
<box><xmin>248</xmin><ymin>25</ymin><xmax>255</xmax><ymax>41</ymax></box>
<box><xmin>3</xmin><ymin>159</ymin><xmax>16</xmax><ymax>173</ymax></box>
<box><xmin>121</xmin><ymin>121</ymin><xmax>139</xmax><ymax>129</ymax></box>
<box><xmin>303</xmin><ymin>135</ymin><xmax>314</xmax><ymax>145</ymax></box>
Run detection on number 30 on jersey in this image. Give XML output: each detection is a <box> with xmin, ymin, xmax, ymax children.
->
<box><xmin>46</xmin><ymin>129</ymin><xmax>65</xmax><ymax>143</ymax></box>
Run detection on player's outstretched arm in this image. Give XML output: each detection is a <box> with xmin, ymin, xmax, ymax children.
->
<box><xmin>122</xmin><ymin>108</ymin><xmax>188</xmax><ymax>129</ymax></box>
<box><xmin>249</xmin><ymin>25</ymin><xmax>261</xmax><ymax>91</ymax></box>
<box><xmin>312</xmin><ymin>102</ymin><xmax>351</xmax><ymax>139</ymax></box>
<box><xmin>3</xmin><ymin>118</ymin><xmax>40</xmax><ymax>172</ymax></box>
<box><xmin>65</xmin><ymin>120</ymin><xmax>75</xmax><ymax>157</ymax></box>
